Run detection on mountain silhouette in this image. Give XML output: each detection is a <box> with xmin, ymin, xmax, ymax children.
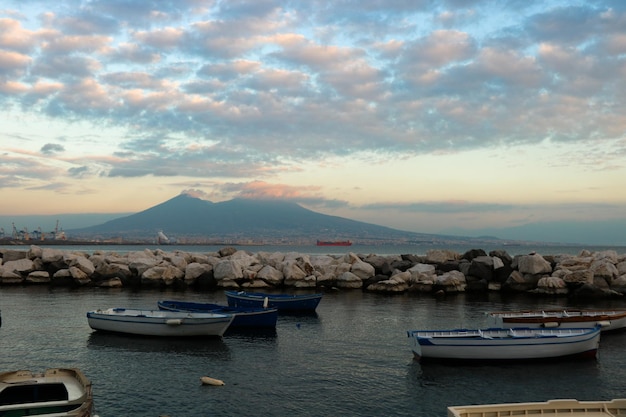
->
<box><xmin>68</xmin><ymin>194</ymin><xmax>470</xmax><ymax>244</ymax></box>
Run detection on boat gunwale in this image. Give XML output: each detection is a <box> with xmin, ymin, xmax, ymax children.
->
<box><xmin>87</xmin><ymin>308</ymin><xmax>232</xmax><ymax>320</ymax></box>
<box><xmin>407</xmin><ymin>326</ymin><xmax>601</xmax><ymax>340</ymax></box>
<box><xmin>224</xmin><ymin>291</ymin><xmax>323</xmax><ymax>301</ymax></box>
<box><xmin>447</xmin><ymin>398</ymin><xmax>626</xmax><ymax>417</ymax></box>
<box><xmin>487</xmin><ymin>309</ymin><xmax>626</xmax><ymax>323</ymax></box>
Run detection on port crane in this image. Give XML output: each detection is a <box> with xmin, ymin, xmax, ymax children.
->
<box><xmin>31</xmin><ymin>227</ymin><xmax>44</xmax><ymax>240</ymax></box>
<box><xmin>53</xmin><ymin>220</ymin><xmax>66</xmax><ymax>240</ymax></box>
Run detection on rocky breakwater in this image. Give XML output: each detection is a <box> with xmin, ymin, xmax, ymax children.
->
<box><xmin>1</xmin><ymin>246</ymin><xmax>626</xmax><ymax>298</ymax></box>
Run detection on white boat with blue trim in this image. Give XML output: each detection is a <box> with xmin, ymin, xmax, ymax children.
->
<box><xmin>407</xmin><ymin>326</ymin><xmax>601</xmax><ymax>363</ymax></box>
<box><xmin>86</xmin><ymin>308</ymin><xmax>234</xmax><ymax>337</ymax></box>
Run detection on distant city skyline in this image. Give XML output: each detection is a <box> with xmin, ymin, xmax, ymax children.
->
<box><xmin>1</xmin><ymin>1</ymin><xmax>625</xmax><ymax>245</ymax></box>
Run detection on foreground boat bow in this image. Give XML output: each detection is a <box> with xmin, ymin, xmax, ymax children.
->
<box><xmin>448</xmin><ymin>398</ymin><xmax>626</xmax><ymax>417</ymax></box>
<box><xmin>0</xmin><ymin>368</ymin><xmax>94</xmax><ymax>417</ymax></box>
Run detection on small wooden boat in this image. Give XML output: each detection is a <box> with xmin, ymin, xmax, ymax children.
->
<box><xmin>448</xmin><ymin>398</ymin><xmax>626</xmax><ymax>417</ymax></box>
<box><xmin>157</xmin><ymin>300</ymin><xmax>278</xmax><ymax>328</ymax></box>
<box><xmin>224</xmin><ymin>291</ymin><xmax>323</xmax><ymax>312</ymax></box>
<box><xmin>86</xmin><ymin>308</ymin><xmax>234</xmax><ymax>337</ymax></box>
<box><xmin>0</xmin><ymin>368</ymin><xmax>94</xmax><ymax>417</ymax></box>
<box><xmin>487</xmin><ymin>309</ymin><xmax>626</xmax><ymax>332</ymax></box>
<box><xmin>407</xmin><ymin>326</ymin><xmax>601</xmax><ymax>363</ymax></box>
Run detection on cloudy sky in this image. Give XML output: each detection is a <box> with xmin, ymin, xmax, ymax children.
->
<box><xmin>1</xmin><ymin>0</ymin><xmax>625</xmax><ymax>244</ymax></box>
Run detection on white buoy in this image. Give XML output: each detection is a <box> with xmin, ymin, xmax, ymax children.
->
<box><xmin>165</xmin><ymin>319</ymin><xmax>183</xmax><ymax>326</ymax></box>
<box><xmin>263</xmin><ymin>297</ymin><xmax>269</xmax><ymax>308</ymax></box>
<box><xmin>201</xmin><ymin>376</ymin><xmax>225</xmax><ymax>386</ymax></box>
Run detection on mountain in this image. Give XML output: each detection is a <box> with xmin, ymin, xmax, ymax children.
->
<box><xmin>67</xmin><ymin>194</ymin><xmax>494</xmax><ymax>245</ymax></box>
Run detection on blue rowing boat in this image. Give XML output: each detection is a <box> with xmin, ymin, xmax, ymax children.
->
<box><xmin>157</xmin><ymin>300</ymin><xmax>278</xmax><ymax>328</ymax></box>
<box><xmin>224</xmin><ymin>291</ymin><xmax>323</xmax><ymax>312</ymax></box>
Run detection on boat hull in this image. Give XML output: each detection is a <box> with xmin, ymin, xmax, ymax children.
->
<box><xmin>448</xmin><ymin>398</ymin><xmax>626</xmax><ymax>417</ymax></box>
<box><xmin>407</xmin><ymin>327</ymin><xmax>601</xmax><ymax>363</ymax></box>
<box><xmin>224</xmin><ymin>291</ymin><xmax>322</xmax><ymax>312</ymax></box>
<box><xmin>86</xmin><ymin>308</ymin><xmax>234</xmax><ymax>337</ymax></box>
<box><xmin>0</xmin><ymin>368</ymin><xmax>93</xmax><ymax>417</ymax></box>
<box><xmin>316</xmin><ymin>240</ymin><xmax>352</xmax><ymax>246</ymax></box>
<box><xmin>157</xmin><ymin>300</ymin><xmax>278</xmax><ymax>328</ymax></box>
<box><xmin>487</xmin><ymin>309</ymin><xmax>626</xmax><ymax>332</ymax></box>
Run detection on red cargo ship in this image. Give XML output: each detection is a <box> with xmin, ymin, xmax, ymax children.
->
<box><xmin>316</xmin><ymin>240</ymin><xmax>352</xmax><ymax>246</ymax></box>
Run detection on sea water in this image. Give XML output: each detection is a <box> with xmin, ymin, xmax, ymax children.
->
<box><xmin>2</xmin><ymin>242</ymin><xmax>625</xmax><ymax>257</ymax></box>
<box><xmin>1</xmin><ymin>286</ymin><xmax>626</xmax><ymax>417</ymax></box>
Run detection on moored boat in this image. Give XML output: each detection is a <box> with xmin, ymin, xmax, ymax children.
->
<box><xmin>316</xmin><ymin>240</ymin><xmax>352</xmax><ymax>246</ymax></box>
<box><xmin>407</xmin><ymin>326</ymin><xmax>601</xmax><ymax>363</ymax></box>
<box><xmin>0</xmin><ymin>368</ymin><xmax>94</xmax><ymax>417</ymax></box>
<box><xmin>157</xmin><ymin>300</ymin><xmax>278</xmax><ymax>328</ymax></box>
<box><xmin>224</xmin><ymin>291</ymin><xmax>323</xmax><ymax>312</ymax></box>
<box><xmin>487</xmin><ymin>309</ymin><xmax>626</xmax><ymax>332</ymax></box>
<box><xmin>86</xmin><ymin>308</ymin><xmax>234</xmax><ymax>337</ymax></box>
<box><xmin>448</xmin><ymin>398</ymin><xmax>626</xmax><ymax>417</ymax></box>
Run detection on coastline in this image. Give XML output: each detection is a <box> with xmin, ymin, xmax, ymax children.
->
<box><xmin>1</xmin><ymin>244</ymin><xmax>624</xmax><ymax>298</ymax></box>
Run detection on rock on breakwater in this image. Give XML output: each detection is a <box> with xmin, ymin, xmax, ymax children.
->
<box><xmin>1</xmin><ymin>245</ymin><xmax>625</xmax><ymax>298</ymax></box>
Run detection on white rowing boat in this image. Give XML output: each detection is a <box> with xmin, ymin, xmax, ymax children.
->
<box><xmin>407</xmin><ymin>326</ymin><xmax>601</xmax><ymax>363</ymax></box>
<box><xmin>87</xmin><ymin>308</ymin><xmax>234</xmax><ymax>337</ymax></box>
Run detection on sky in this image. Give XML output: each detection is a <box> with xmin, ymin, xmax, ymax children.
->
<box><xmin>1</xmin><ymin>0</ymin><xmax>626</xmax><ymax>245</ymax></box>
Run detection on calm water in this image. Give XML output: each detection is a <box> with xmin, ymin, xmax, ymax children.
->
<box><xmin>2</xmin><ymin>243</ymin><xmax>626</xmax><ymax>416</ymax></box>
<box><xmin>2</xmin><ymin>286</ymin><xmax>626</xmax><ymax>417</ymax></box>
<box><xmin>2</xmin><ymin>242</ymin><xmax>625</xmax><ymax>257</ymax></box>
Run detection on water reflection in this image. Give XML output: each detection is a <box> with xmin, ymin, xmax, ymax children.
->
<box><xmin>278</xmin><ymin>310</ymin><xmax>319</xmax><ymax>319</ymax></box>
<box><xmin>86</xmin><ymin>331</ymin><xmax>230</xmax><ymax>358</ymax></box>
<box><xmin>224</xmin><ymin>327</ymin><xmax>277</xmax><ymax>340</ymax></box>
<box><xmin>407</xmin><ymin>357</ymin><xmax>605</xmax><ymax>407</ymax></box>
